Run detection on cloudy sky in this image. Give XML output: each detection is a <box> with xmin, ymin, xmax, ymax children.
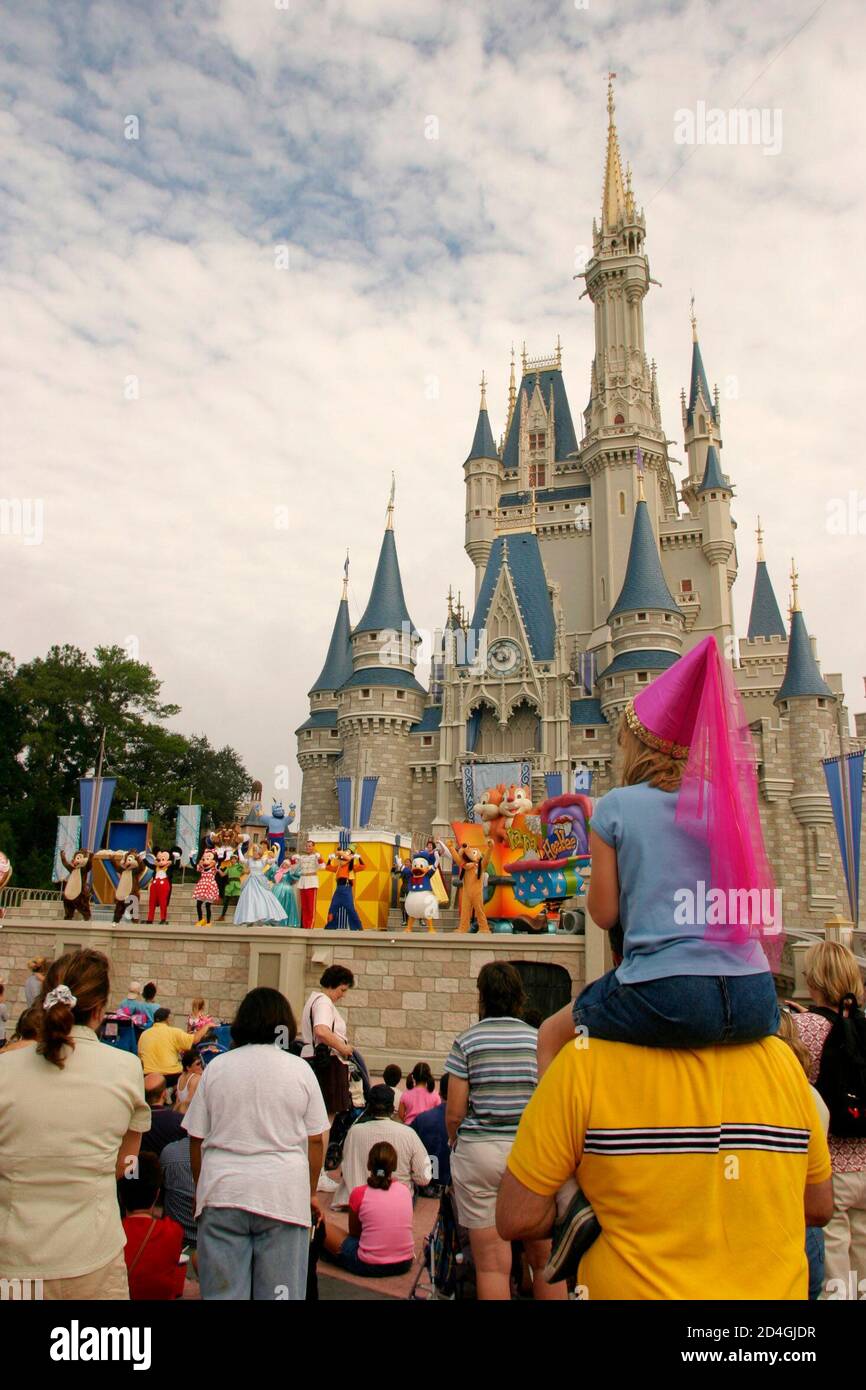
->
<box><xmin>1</xmin><ymin>0</ymin><xmax>863</xmax><ymax>812</ymax></box>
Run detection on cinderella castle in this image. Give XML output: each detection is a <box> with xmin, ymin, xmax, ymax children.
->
<box><xmin>297</xmin><ymin>82</ymin><xmax>856</xmax><ymax>931</ymax></box>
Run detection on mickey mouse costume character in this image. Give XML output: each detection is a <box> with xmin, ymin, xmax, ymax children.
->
<box><xmin>143</xmin><ymin>846</ymin><xmax>183</xmax><ymax>924</ymax></box>
<box><xmin>59</xmin><ymin>849</ymin><xmax>93</xmax><ymax>921</ymax></box>
<box><xmin>401</xmin><ymin>851</ymin><xmax>439</xmax><ymax>934</ymax></box>
<box><xmin>324</xmin><ymin>848</ymin><xmax>364</xmax><ymax>931</ymax></box>
<box><xmin>449</xmin><ymin>840</ymin><xmax>493</xmax><ymax>933</ymax></box>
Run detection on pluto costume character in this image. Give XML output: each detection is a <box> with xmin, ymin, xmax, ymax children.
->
<box><xmin>401</xmin><ymin>851</ymin><xmax>439</xmax><ymax>933</ymax></box>
<box><xmin>60</xmin><ymin>849</ymin><xmax>93</xmax><ymax>921</ymax></box>
<box><xmin>450</xmin><ymin>840</ymin><xmax>493</xmax><ymax>933</ymax></box>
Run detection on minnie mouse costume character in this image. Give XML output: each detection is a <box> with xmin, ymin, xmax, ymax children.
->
<box><xmin>193</xmin><ymin>847</ymin><xmax>221</xmax><ymax>926</ymax></box>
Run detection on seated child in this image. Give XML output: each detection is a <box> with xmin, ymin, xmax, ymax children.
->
<box><xmin>539</xmin><ymin>635</ymin><xmax>779</xmax><ymax>1071</ymax></box>
<box><xmin>398</xmin><ymin>1062</ymin><xmax>442</xmax><ymax>1124</ymax></box>
<box><xmin>322</xmin><ymin>1142</ymin><xmax>415</xmax><ymax>1278</ymax></box>
<box><xmin>382</xmin><ymin>1062</ymin><xmax>403</xmax><ymax>1112</ymax></box>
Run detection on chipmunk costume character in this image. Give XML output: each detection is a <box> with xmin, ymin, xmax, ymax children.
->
<box><xmin>95</xmin><ymin>850</ymin><xmax>145</xmax><ymax>923</ymax></box>
<box><xmin>60</xmin><ymin>849</ymin><xmax>93</xmax><ymax>921</ymax></box>
<box><xmin>450</xmin><ymin>840</ymin><xmax>493</xmax><ymax>933</ymax></box>
<box><xmin>325</xmin><ymin>848</ymin><xmax>364</xmax><ymax>931</ymax></box>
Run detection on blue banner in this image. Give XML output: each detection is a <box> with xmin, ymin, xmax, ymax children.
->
<box><xmin>544</xmin><ymin>773</ymin><xmax>563</xmax><ymax>799</ymax></box>
<box><xmin>79</xmin><ymin>777</ymin><xmax>117</xmax><ymax>851</ymax></box>
<box><xmin>336</xmin><ymin>776</ymin><xmax>352</xmax><ymax>829</ymax></box>
<box><xmin>123</xmin><ymin>808</ymin><xmax>149</xmax><ymax>822</ymax></box>
<box><xmin>359</xmin><ymin>776</ymin><xmax>378</xmax><ymax>828</ymax></box>
<box><xmin>175</xmin><ymin>805</ymin><xmax>202</xmax><ymax>865</ymax></box>
<box><xmin>53</xmin><ymin>815</ymin><xmax>81</xmax><ymax>882</ymax></box>
<box><xmin>823</xmin><ymin>752</ymin><xmax>863</xmax><ymax>923</ymax></box>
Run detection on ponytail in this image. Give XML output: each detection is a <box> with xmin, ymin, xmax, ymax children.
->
<box><xmin>367</xmin><ymin>1141</ymin><xmax>397</xmax><ymax>1191</ymax></box>
<box><xmin>410</xmin><ymin>1061</ymin><xmax>435</xmax><ymax>1094</ymax></box>
<box><xmin>37</xmin><ymin>949</ymin><xmax>110</xmax><ymax>1069</ymax></box>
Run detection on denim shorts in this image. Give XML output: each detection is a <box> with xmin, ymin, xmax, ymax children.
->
<box><xmin>335</xmin><ymin>1236</ymin><xmax>413</xmax><ymax>1279</ymax></box>
<box><xmin>572</xmin><ymin>968</ymin><xmax>779</xmax><ymax>1048</ymax></box>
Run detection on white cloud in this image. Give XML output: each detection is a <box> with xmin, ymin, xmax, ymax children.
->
<box><xmin>0</xmin><ymin>0</ymin><xmax>863</xmax><ymax>815</ymax></box>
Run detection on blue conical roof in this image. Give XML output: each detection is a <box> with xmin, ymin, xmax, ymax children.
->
<box><xmin>467</xmin><ymin>532</ymin><xmax>556</xmax><ymax>661</ymax></box>
<box><xmin>354</xmin><ymin>528</ymin><xmax>416</xmax><ymax>637</ymax></box>
<box><xmin>747</xmin><ymin>562</ymin><xmax>786</xmax><ymax>640</ymax></box>
<box><xmin>686</xmin><ymin>337</ymin><xmax>717</xmax><ymax>428</ymax></box>
<box><xmin>309</xmin><ymin>596</ymin><xmax>353</xmax><ymax>694</ymax></box>
<box><xmin>466</xmin><ymin>407</ymin><xmax>497</xmax><ymax>462</ymax></box>
<box><xmin>609</xmin><ymin>500</ymin><xmax>680</xmax><ymax>619</ymax></box>
<box><xmin>776</xmin><ymin>609</ymin><xmax>833</xmax><ymax>702</ymax></box>
<box><xmin>697</xmin><ymin>444</ymin><xmax>729</xmax><ymax>493</ymax></box>
<box><xmin>501</xmin><ymin>368</ymin><xmax>578</xmax><ymax>470</ymax></box>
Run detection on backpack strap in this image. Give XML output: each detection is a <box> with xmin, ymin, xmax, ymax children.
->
<box><xmin>127</xmin><ymin>1217</ymin><xmax>159</xmax><ymax>1276</ymax></box>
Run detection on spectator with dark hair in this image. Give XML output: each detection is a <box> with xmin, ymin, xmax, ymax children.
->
<box><xmin>300</xmin><ymin>965</ymin><xmax>355</xmax><ymax>1193</ymax></box>
<box><xmin>398</xmin><ymin>1062</ymin><xmax>442</xmax><ymax>1125</ymax></box>
<box><xmin>2</xmin><ymin>1005</ymin><xmax>39</xmax><ymax>1054</ymax></box>
<box><xmin>140</xmin><ymin>982</ymin><xmax>158</xmax><ymax>1022</ymax></box>
<box><xmin>523</xmin><ymin>1007</ymin><xmax>544</xmax><ymax>1030</ymax></box>
<box><xmin>174</xmin><ymin>1050</ymin><xmax>203</xmax><ymax>1113</ymax></box>
<box><xmin>184</xmin><ymin>987</ymin><xmax>328</xmax><ymax>1300</ymax></box>
<box><xmin>119</xmin><ymin>1150</ymin><xmax>187</xmax><ymax>1300</ymax></box>
<box><xmin>330</xmin><ymin>1084</ymin><xmax>431</xmax><ymax>1208</ymax></box>
<box><xmin>411</xmin><ymin>1070</ymin><xmax>451</xmax><ymax>1193</ymax></box>
<box><xmin>140</xmin><ymin>1074</ymin><xmax>186</xmax><ymax>1156</ymax></box>
<box><xmin>323</xmin><ymin>1142</ymin><xmax>415</xmax><ymax>1278</ymax></box>
<box><xmin>445</xmin><ymin>960</ymin><xmax>564</xmax><ymax>1302</ymax></box>
<box><xmin>382</xmin><ymin>1063</ymin><xmax>403</xmax><ymax>1111</ymax></box>
<box><xmin>138</xmin><ymin>1008</ymin><xmax>209</xmax><ymax>1088</ymax></box>
<box><xmin>0</xmin><ymin>949</ymin><xmax>150</xmax><ymax>1299</ymax></box>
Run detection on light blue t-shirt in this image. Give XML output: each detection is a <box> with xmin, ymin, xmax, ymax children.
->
<box><xmin>591</xmin><ymin>782</ymin><xmax>769</xmax><ymax>984</ymax></box>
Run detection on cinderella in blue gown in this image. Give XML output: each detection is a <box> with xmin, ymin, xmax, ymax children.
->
<box><xmin>233</xmin><ymin>845</ymin><xmax>288</xmax><ymax>925</ymax></box>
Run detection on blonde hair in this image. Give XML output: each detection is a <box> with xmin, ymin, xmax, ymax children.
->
<box><xmin>617</xmin><ymin>717</ymin><xmax>685</xmax><ymax>794</ymax></box>
<box><xmin>804</xmin><ymin>941</ymin><xmax>865</xmax><ymax>1008</ymax></box>
<box><xmin>190</xmin><ymin>996</ymin><xmax>206</xmax><ymax>1014</ymax></box>
<box><xmin>776</xmin><ymin>1010</ymin><xmax>812</xmax><ymax>1077</ymax></box>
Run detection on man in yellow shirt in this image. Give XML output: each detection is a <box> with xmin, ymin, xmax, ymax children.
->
<box><xmin>497</xmin><ymin>1036</ymin><xmax>832</xmax><ymax>1300</ymax></box>
<box><xmin>138</xmin><ymin>1008</ymin><xmax>209</xmax><ymax>1085</ymax></box>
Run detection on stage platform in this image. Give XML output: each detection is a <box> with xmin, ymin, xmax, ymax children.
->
<box><xmin>0</xmin><ymin>914</ymin><xmax>594</xmax><ymax>1073</ymax></box>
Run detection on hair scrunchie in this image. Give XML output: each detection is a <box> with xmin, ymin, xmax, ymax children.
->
<box><xmin>44</xmin><ymin>984</ymin><xmax>77</xmax><ymax>1010</ymax></box>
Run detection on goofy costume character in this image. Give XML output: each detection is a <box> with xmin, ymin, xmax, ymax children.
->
<box><xmin>325</xmin><ymin>848</ymin><xmax>364</xmax><ymax>931</ymax></box>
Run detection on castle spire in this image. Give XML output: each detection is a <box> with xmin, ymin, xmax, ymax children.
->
<box><xmin>608</xmin><ymin>485</ymin><xmax>679</xmax><ymax>620</ymax></box>
<box><xmin>602</xmin><ymin>71</ymin><xmax>628</xmax><ymax>232</ymax></box>
<box><xmin>505</xmin><ymin>344</ymin><xmax>517</xmax><ymax>438</ymax></box>
<box><xmin>385</xmin><ymin>472</ymin><xmax>395</xmax><ymax>531</ymax></box>
<box><xmin>465</xmin><ymin>372</ymin><xmax>498</xmax><ymax>461</ymax></box>
<box><xmin>776</xmin><ymin>569</ymin><xmax>833</xmax><ymax>703</ymax></box>
<box><xmin>354</xmin><ymin>492</ymin><xmax>415</xmax><ymax>638</ymax></box>
<box><xmin>746</xmin><ymin>522</ymin><xmax>786</xmax><ymax>640</ymax></box>
<box><xmin>309</xmin><ymin>573</ymin><xmax>354</xmax><ymax>695</ymax></box>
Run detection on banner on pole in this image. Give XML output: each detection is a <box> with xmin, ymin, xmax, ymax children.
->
<box><xmin>123</xmin><ymin>809</ymin><xmax>149</xmax><ymax>823</ymax></box>
<box><xmin>359</xmin><ymin>776</ymin><xmax>379</xmax><ymax>828</ymax></box>
<box><xmin>544</xmin><ymin>773</ymin><xmax>563</xmax><ymax>799</ymax></box>
<box><xmin>336</xmin><ymin>777</ymin><xmax>352</xmax><ymax>829</ymax></box>
<box><xmin>79</xmin><ymin>777</ymin><xmax>117</xmax><ymax>851</ymax></box>
<box><xmin>53</xmin><ymin>816</ymin><xmax>81</xmax><ymax>883</ymax></box>
<box><xmin>822</xmin><ymin>752</ymin><xmax>864</xmax><ymax>923</ymax></box>
<box><xmin>175</xmin><ymin>805</ymin><xmax>202</xmax><ymax>866</ymax></box>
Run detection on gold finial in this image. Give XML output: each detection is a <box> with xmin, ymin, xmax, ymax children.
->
<box><xmin>602</xmin><ymin>71</ymin><xmax>627</xmax><ymax>232</ymax></box>
<box><xmin>555</xmin><ymin>334</ymin><xmax>562</xmax><ymax>368</ymax></box>
<box><xmin>607</xmin><ymin>71</ymin><xmax>617</xmax><ymax>119</ymax></box>
<box><xmin>689</xmin><ymin>292</ymin><xmax>697</xmax><ymax>341</ymax></box>
<box><xmin>479</xmin><ymin>370</ymin><xmax>487</xmax><ymax>411</ymax></box>
<box><xmin>446</xmin><ymin>584</ymin><xmax>454</xmax><ymax>620</ymax></box>
<box><xmin>790</xmin><ymin>557</ymin><xmax>800</xmax><ymax>612</ymax></box>
<box><xmin>756</xmin><ymin>516</ymin><xmax>765</xmax><ymax>563</ymax></box>
<box><xmin>521</xmin><ymin>340</ymin><xmax>527</xmax><ymax>374</ymax></box>
<box><xmin>386</xmin><ymin>472</ymin><xmax>395</xmax><ymax>531</ymax></box>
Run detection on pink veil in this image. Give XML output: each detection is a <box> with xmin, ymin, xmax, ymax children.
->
<box><xmin>674</xmin><ymin>641</ymin><xmax>782</xmax><ymax>965</ymax></box>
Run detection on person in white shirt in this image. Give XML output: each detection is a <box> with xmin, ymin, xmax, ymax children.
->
<box><xmin>184</xmin><ymin>987</ymin><xmax>328</xmax><ymax>1301</ymax></box>
<box><xmin>330</xmin><ymin>1086</ymin><xmax>432</xmax><ymax>1209</ymax></box>
<box><xmin>290</xmin><ymin>840</ymin><xmax>326</xmax><ymax>928</ymax></box>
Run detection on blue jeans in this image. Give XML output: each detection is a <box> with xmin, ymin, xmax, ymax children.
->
<box><xmin>330</xmin><ymin>1235</ymin><xmax>413</xmax><ymax>1279</ymax></box>
<box><xmin>197</xmin><ymin>1207</ymin><xmax>309</xmax><ymax>1300</ymax></box>
<box><xmin>805</xmin><ymin>1226</ymin><xmax>825</xmax><ymax>1300</ymax></box>
<box><xmin>572</xmin><ymin>969</ymin><xmax>779</xmax><ymax>1047</ymax></box>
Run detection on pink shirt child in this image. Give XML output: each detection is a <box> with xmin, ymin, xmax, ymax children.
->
<box><xmin>348</xmin><ymin>1183</ymin><xmax>414</xmax><ymax>1265</ymax></box>
<box><xmin>399</xmin><ymin>1087</ymin><xmax>442</xmax><ymax>1125</ymax></box>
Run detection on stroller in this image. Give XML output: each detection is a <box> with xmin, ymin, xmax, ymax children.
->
<box><xmin>408</xmin><ymin>1188</ymin><xmax>475</xmax><ymax>1301</ymax></box>
<box><xmin>323</xmin><ymin>1048</ymin><xmax>372</xmax><ymax>1172</ymax></box>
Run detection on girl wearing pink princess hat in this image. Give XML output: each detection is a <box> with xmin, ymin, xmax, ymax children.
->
<box><xmin>539</xmin><ymin>635</ymin><xmax>780</xmax><ymax>1069</ymax></box>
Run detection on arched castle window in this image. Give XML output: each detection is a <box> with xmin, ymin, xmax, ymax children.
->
<box><xmin>618</xmin><ymin>491</ymin><xmax>626</xmax><ymax>515</ymax></box>
<box><xmin>614</xmin><ymin>413</ymin><xmax>625</xmax><ymax>426</ymax></box>
<box><xmin>601</xmin><ymin>576</ymin><xmax>606</xmax><ymax>601</ymax></box>
<box><xmin>699</xmin><ymin>414</ymin><xmax>706</xmax><ymax>433</ymax></box>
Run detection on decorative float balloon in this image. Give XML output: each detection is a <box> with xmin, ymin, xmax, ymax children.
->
<box><xmin>504</xmin><ymin>792</ymin><xmax>593</xmax><ymax>928</ymax></box>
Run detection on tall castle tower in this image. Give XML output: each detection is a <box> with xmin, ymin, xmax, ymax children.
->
<box><xmin>296</xmin><ymin>82</ymin><xmax>857</xmax><ymax>928</ymax></box>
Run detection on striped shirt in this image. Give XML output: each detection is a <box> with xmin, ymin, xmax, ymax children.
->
<box><xmin>445</xmin><ymin>1017</ymin><xmax>538</xmax><ymax>1140</ymax></box>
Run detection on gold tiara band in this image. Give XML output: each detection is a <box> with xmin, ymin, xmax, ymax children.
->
<box><xmin>625</xmin><ymin>700</ymin><xmax>690</xmax><ymax>760</ymax></box>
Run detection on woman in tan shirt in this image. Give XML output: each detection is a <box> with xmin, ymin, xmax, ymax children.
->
<box><xmin>0</xmin><ymin>948</ymin><xmax>151</xmax><ymax>1299</ymax></box>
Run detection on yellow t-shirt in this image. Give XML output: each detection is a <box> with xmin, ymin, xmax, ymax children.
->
<box><xmin>508</xmin><ymin>1036</ymin><xmax>831</xmax><ymax>1301</ymax></box>
<box><xmin>138</xmin><ymin>1022</ymin><xmax>195</xmax><ymax>1075</ymax></box>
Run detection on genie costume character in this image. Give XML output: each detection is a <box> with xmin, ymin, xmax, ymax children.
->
<box><xmin>265</xmin><ymin>800</ymin><xmax>289</xmax><ymax>864</ymax></box>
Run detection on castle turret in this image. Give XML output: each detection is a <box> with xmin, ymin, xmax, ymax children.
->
<box><xmin>695</xmin><ymin>443</ymin><xmax>735</xmax><ymax>651</ymax></box>
<box><xmin>738</xmin><ymin>519</ymin><xmax>789</xmax><ymax>722</ymax></box>
<box><xmin>747</xmin><ymin>519</ymin><xmax>786</xmax><ymax>641</ymax></box>
<box><xmin>337</xmin><ymin>486</ymin><xmax>426</xmax><ymax>830</ymax></box>
<box><xmin>464</xmin><ymin>372</ymin><xmax>501</xmax><ymax>599</ymax></box>
<box><xmin>296</xmin><ymin>563</ymin><xmax>353</xmax><ymax>834</ymax></box>
<box><xmin>681</xmin><ymin>309</ymin><xmax>721</xmax><ymax>513</ymax></box>
<box><xmin>599</xmin><ymin>468</ymin><xmax>684</xmax><ymax>750</ymax></box>
<box><xmin>774</xmin><ymin>561</ymin><xmax>841</xmax><ymax>920</ymax></box>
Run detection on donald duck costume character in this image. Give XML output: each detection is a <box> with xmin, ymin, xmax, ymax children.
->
<box><xmin>401</xmin><ymin>851</ymin><xmax>439</xmax><ymax>934</ymax></box>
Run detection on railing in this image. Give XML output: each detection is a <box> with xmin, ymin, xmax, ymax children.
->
<box><xmin>0</xmin><ymin>887</ymin><xmax>61</xmax><ymax>910</ymax></box>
